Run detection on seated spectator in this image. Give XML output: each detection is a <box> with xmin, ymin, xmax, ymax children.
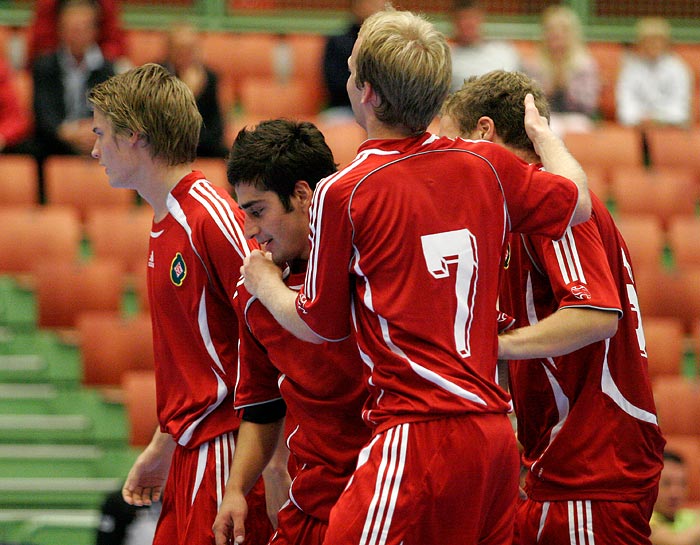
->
<box><xmin>616</xmin><ymin>17</ymin><xmax>692</xmax><ymax>128</ymax></box>
<box><xmin>95</xmin><ymin>488</ymin><xmax>160</xmax><ymax>545</ymax></box>
<box><xmin>160</xmin><ymin>23</ymin><xmax>227</xmax><ymax>158</ymax></box>
<box><xmin>523</xmin><ymin>4</ymin><xmax>600</xmax><ymax>135</ymax></box>
<box><xmin>449</xmin><ymin>0</ymin><xmax>521</xmax><ymax>92</ymax></box>
<box><xmin>650</xmin><ymin>449</ymin><xmax>700</xmax><ymax>545</ymax></box>
<box><xmin>0</xmin><ymin>56</ymin><xmax>33</xmax><ymax>154</ymax></box>
<box><xmin>32</xmin><ymin>0</ymin><xmax>115</xmax><ymax>160</ymax></box>
<box><xmin>26</xmin><ymin>0</ymin><xmax>128</xmax><ymax>71</ymax></box>
<box><xmin>321</xmin><ymin>0</ymin><xmax>385</xmax><ymax>120</ymax></box>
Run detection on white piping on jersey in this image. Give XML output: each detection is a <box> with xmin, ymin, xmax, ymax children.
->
<box><xmin>552</xmin><ymin>228</ymin><xmax>587</xmax><ymax>285</ymax></box>
<box><xmin>198</xmin><ymin>288</ymin><xmax>226</xmax><ymax>375</ymax></box>
<box><xmin>191</xmin><ymin>441</ymin><xmax>208</xmax><ymax>505</ymax></box>
<box><xmin>621</xmin><ymin>246</ymin><xmax>634</xmax><ymax>283</ymax></box>
<box><xmin>288</xmin><ymin>461</ymin><xmax>305</xmax><ymax>512</ymax></box>
<box><xmin>215</xmin><ymin>435</ymin><xmax>223</xmax><ymax>508</ymax></box>
<box><xmin>542</xmin><ymin>364</ymin><xmax>569</xmax><ymax>446</ymax></box>
<box><xmin>286</xmin><ymin>423</ymin><xmax>300</xmax><ymax>451</ymax></box>
<box><xmin>600</xmin><ymin>337</ymin><xmax>658</xmax><ymax>425</ymax></box>
<box><xmin>178</xmin><ymin>369</ymin><xmax>229</xmax><ymax>446</ymax></box>
<box><xmin>150</xmin><ymin>229</ymin><xmax>164</xmax><ymax>238</ymax></box>
<box><xmin>378</xmin><ymin>314</ymin><xmax>487</xmax><ymax>406</ymax></box>
<box><xmin>359</xmin><ymin>424</ymin><xmax>409</xmax><ymax>545</ymax></box>
<box><xmin>537</xmin><ymin>501</ymin><xmax>550</xmax><ymax>542</ymax></box>
<box><xmin>189</xmin><ymin>179</ymin><xmax>250</xmax><ymax>261</ymax></box>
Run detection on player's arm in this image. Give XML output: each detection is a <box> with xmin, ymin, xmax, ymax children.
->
<box><xmin>523</xmin><ymin>93</ymin><xmax>591</xmax><ymax>226</ymax></box>
<box><xmin>241</xmin><ymin>250</ymin><xmax>324</xmax><ymax>344</ymax></box>
<box><xmin>498</xmin><ymin>307</ymin><xmax>618</xmax><ymax>360</ymax></box>
<box><xmin>122</xmin><ymin>427</ymin><xmax>176</xmax><ymax>506</ymax></box>
<box><xmin>261</xmin><ymin>423</ymin><xmax>291</xmax><ymax>528</ymax></box>
<box><xmin>213</xmin><ymin>400</ymin><xmax>287</xmax><ymax>545</ymax></box>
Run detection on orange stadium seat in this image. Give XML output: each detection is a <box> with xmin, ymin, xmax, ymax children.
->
<box><xmin>84</xmin><ymin>207</ymin><xmax>153</xmax><ymax>275</ymax></box>
<box><xmin>0</xmin><ymin>205</ymin><xmax>81</xmax><ymax>276</ymax></box>
<box><xmin>44</xmin><ymin>155</ymin><xmax>137</xmax><ymax>223</ymax></box>
<box><xmin>563</xmin><ymin>125</ymin><xmax>643</xmax><ymax>176</ymax></box>
<box><xmin>643</xmin><ymin>316</ymin><xmax>686</xmax><ymax>378</ymax></box>
<box><xmin>315</xmin><ymin>120</ymin><xmax>367</xmax><ymax>169</ymax></box>
<box><xmin>121</xmin><ymin>369</ymin><xmax>158</xmax><ymax>447</ymax></box>
<box><xmin>588</xmin><ymin>42</ymin><xmax>623</xmax><ymax>122</ymax></box>
<box><xmin>667</xmin><ymin>215</ymin><xmax>700</xmax><ymax>270</ymax></box>
<box><xmin>610</xmin><ymin>166</ymin><xmax>698</xmax><ymax>228</ymax></box>
<box><xmin>125</xmin><ymin>29</ymin><xmax>167</xmax><ymax>67</ymax></box>
<box><xmin>238</xmin><ymin>76</ymin><xmax>322</xmax><ymax>120</ymax></box>
<box><xmin>652</xmin><ymin>375</ymin><xmax>700</xmax><ymax>436</ymax></box>
<box><xmin>33</xmin><ymin>258</ymin><xmax>125</xmax><ymax>329</ymax></box>
<box><xmin>645</xmin><ymin>127</ymin><xmax>700</xmax><ymax>173</ymax></box>
<box><xmin>0</xmin><ymin>154</ymin><xmax>39</xmax><ymax>206</ymax></box>
<box><xmin>78</xmin><ymin>311</ymin><xmax>154</xmax><ymax>389</ymax></box>
<box><xmin>614</xmin><ymin>214</ymin><xmax>665</xmax><ymax>269</ymax></box>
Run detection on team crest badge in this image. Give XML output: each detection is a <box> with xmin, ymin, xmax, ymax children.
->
<box><xmin>170</xmin><ymin>253</ymin><xmax>187</xmax><ymax>286</ymax></box>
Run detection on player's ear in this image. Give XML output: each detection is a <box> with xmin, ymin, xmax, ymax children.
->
<box><xmin>293</xmin><ymin>180</ymin><xmax>313</xmax><ymax>210</ymax></box>
<box><xmin>477</xmin><ymin>117</ymin><xmax>496</xmax><ymax>142</ymax></box>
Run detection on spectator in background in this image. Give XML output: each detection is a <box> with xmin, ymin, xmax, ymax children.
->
<box><xmin>321</xmin><ymin>0</ymin><xmax>384</xmax><ymax>120</ymax></box>
<box><xmin>523</xmin><ymin>5</ymin><xmax>600</xmax><ymax>136</ymax></box>
<box><xmin>95</xmin><ymin>489</ymin><xmax>160</xmax><ymax>545</ymax></box>
<box><xmin>0</xmin><ymin>56</ymin><xmax>32</xmax><ymax>154</ymax></box>
<box><xmin>32</xmin><ymin>0</ymin><xmax>115</xmax><ymax>160</ymax></box>
<box><xmin>26</xmin><ymin>0</ymin><xmax>128</xmax><ymax>71</ymax></box>
<box><xmin>449</xmin><ymin>0</ymin><xmax>521</xmax><ymax>92</ymax></box>
<box><xmin>650</xmin><ymin>449</ymin><xmax>700</xmax><ymax>545</ymax></box>
<box><xmin>616</xmin><ymin>17</ymin><xmax>692</xmax><ymax>128</ymax></box>
<box><xmin>161</xmin><ymin>22</ymin><xmax>227</xmax><ymax>158</ymax></box>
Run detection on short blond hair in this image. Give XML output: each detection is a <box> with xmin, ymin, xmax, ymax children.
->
<box><xmin>355</xmin><ymin>8</ymin><xmax>451</xmax><ymax>134</ymax></box>
<box><xmin>88</xmin><ymin>63</ymin><xmax>201</xmax><ymax>166</ymax></box>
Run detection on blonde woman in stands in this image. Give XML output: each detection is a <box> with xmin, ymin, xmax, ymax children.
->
<box><xmin>523</xmin><ymin>5</ymin><xmax>600</xmax><ymax>136</ymax></box>
<box><xmin>616</xmin><ymin>17</ymin><xmax>692</xmax><ymax>128</ymax></box>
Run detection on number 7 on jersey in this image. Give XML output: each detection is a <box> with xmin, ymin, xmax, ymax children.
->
<box><xmin>421</xmin><ymin>229</ymin><xmax>478</xmax><ymax>359</ymax></box>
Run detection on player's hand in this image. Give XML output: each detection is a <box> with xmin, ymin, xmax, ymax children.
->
<box><xmin>122</xmin><ymin>445</ymin><xmax>172</xmax><ymax>506</ymax></box>
<box><xmin>241</xmin><ymin>250</ymin><xmax>283</xmax><ymax>297</ymax></box>
<box><xmin>523</xmin><ymin>93</ymin><xmax>557</xmax><ymax>157</ymax></box>
<box><xmin>213</xmin><ymin>490</ymin><xmax>249</xmax><ymax>545</ymax></box>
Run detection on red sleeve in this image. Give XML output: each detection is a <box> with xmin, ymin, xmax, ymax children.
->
<box><xmin>26</xmin><ymin>0</ymin><xmax>59</xmax><ymax>66</ymax></box>
<box><xmin>95</xmin><ymin>0</ymin><xmax>127</xmax><ymax>61</ymax></box>
<box><xmin>233</xmin><ymin>291</ymin><xmax>284</xmax><ymax>410</ymax></box>
<box><xmin>530</xmin><ymin>218</ymin><xmax>622</xmax><ymax>314</ymax></box>
<box><xmin>481</xmin><ymin>145</ymin><xmax>579</xmax><ymax>240</ymax></box>
<box><xmin>297</xmin><ymin>175</ymin><xmax>354</xmax><ymax>341</ymax></box>
<box><xmin>0</xmin><ymin>60</ymin><xmax>30</xmax><ymax>146</ymax></box>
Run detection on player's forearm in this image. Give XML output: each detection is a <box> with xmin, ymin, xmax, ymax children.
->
<box><xmin>498</xmin><ymin>307</ymin><xmax>618</xmax><ymax>360</ymax></box>
<box><xmin>228</xmin><ymin>420</ymin><xmax>284</xmax><ymax>496</ymax></box>
<box><xmin>256</xmin><ymin>278</ymin><xmax>324</xmax><ymax>344</ymax></box>
<box><xmin>533</xmin><ymin>131</ymin><xmax>591</xmax><ymax>227</ymax></box>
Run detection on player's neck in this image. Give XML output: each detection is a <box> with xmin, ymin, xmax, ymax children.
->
<box><xmin>141</xmin><ymin>162</ymin><xmax>195</xmax><ymax>222</ymax></box>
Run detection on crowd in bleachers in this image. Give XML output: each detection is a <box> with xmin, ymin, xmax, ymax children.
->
<box><xmin>0</xmin><ymin>1</ymin><xmax>700</xmax><ymax>544</ymax></box>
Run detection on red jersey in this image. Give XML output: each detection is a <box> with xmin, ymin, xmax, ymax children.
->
<box><xmin>297</xmin><ymin>134</ymin><xmax>580</xmax><ymax>432</ymax></box>
<box><xmin>499</xmin><ymin>192</ymin><xmax>665</xmax><ymax>501</ymax></box>
<box><xmin>148</xmin><ymin>171</ymin><xmax>255</xmax><ymax>448</ymax></box>
<box><xmin>234</xmin><ymin>268</ymin><xmax>371</xmax><ymax>522</ymax></box>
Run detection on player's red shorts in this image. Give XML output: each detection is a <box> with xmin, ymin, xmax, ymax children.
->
<box><xmin>323</xmin><ymin>413</ymin><xmax>519</xmax><ymax>545</ymax></box>
<box><xmin>514</xmin><ymin>491</ymin><xmax>658</xmax><ymax>545</ymax></box>
<box><xmin>153</xmin><ymin>431</ymin><xmax>272</xmax><ymax>545</ymax></box>
<box><xmin>268</xmin><ymin>501</ymin><xmax>328</xmax><ymax>545</ymax></box>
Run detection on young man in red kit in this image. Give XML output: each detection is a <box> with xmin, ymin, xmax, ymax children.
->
<box><xmin>88</xmin><ymin>63</ymin><xmax>280</xmax><ymax>545</ymax></box>
<box><xmin>440</xmin><ymin>69</ymin><xmax>665</xmax><ymax>545</ymax></box>
<box><xmin>212</xmin><ymin>119</ymin><xmax>372</xmax><ymax>545</ymax></box>
<box><xmin>240</xmin><ymin>8</ymin><xmax>592</xmax><ymax>545</ymax></box>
